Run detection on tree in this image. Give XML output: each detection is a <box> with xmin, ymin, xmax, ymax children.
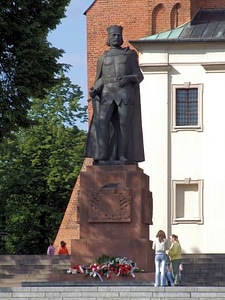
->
<box><xmin>0</xmin><ymin>75</ymin><xmax>87</xmax><ymax>254</ymax></box>
<box><xmin>0</xmin><ymin>0</ymin><xmax>71</xmax><ymax>140</ymax></box>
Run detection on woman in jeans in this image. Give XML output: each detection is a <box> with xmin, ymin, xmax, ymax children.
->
<box><xmin>152</xmin><ymin>230</ymin><xmax>170</xmax><ymax>286</ymax></box>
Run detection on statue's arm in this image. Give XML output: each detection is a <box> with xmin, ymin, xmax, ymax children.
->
<box><xmin>130</xmin><ymin>50</ymin><xmax>144</xmax><ymax>83</ymax></box>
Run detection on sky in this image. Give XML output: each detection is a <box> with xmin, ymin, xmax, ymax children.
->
<box><xmin>48</xmin><ymin>1</ymin><xmax>94</xmax><ymax>129</ymax></box>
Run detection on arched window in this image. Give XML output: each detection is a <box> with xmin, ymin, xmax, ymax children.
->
<box><xmin>170</xmin><ymin>3</ymin><xmax>181</xmax><ymax>29</ymax></box>
<box><xmin>152</xmin><ymin>3</ymin><xmax>164</xmax><ymax>35</ymax></box>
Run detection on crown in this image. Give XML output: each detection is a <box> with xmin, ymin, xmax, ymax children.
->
<box><xmin>107</xmin><ymin>25</ymin><xmax>123</xmax><ymax>34</ymax></box>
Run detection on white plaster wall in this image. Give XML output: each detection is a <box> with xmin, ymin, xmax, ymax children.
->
<box><xmin>139</xmin><ymin>70</ymin><xmax>170</xmax><ymax>239</ymax></box>
<box><xmin>170</xmin><ymin>64</ymin><xmax>204</xmax><ymax>179</ymax></box>
<box><xmin>170</xmin><ymin>64</ymin><xmax>205</xmax><ymax>252</ymax></box>
<box><xmin>138</xmin><ymin>42</ymin><xmax>225</xmax><ymax>253</ymax></box>
<box><xmin>201</xmin><ymin>71</ymin><xmax>225</xmax><ymax>252</ymax></box>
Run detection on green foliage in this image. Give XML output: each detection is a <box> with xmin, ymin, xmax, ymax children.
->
<box><xmin>94</xmin><ymin>255</ymin><xmax>116</xmax><ymax>264</ymax></box>
<box><xmin>0</xmin><ymin>75</ymin><xmax>87</xmax><ymax>254</ymax></box>
<box><xmin>0</xmin><ymin>0</ymin><xmax>71</xmax><ymax>140</ymax></box>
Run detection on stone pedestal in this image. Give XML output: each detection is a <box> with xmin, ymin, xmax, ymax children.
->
<box><xmin>71</xmin><ymin>165</ymin><xmax>154</xmax><ymax>272</ymax></box>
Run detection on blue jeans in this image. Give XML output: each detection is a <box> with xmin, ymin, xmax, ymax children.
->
<box><xmin>165</xmin><ymin>271</ymin><xmax>174</xmax><ymax>286</ymax></box>
<box><xmin>154</xmin><ymin>253</ymin><xmax>166</xmax><ymax>286</ymax></box>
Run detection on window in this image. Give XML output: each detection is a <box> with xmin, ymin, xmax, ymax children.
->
<box><xmin>171</xmin><ymin>83</ymin><xmax>203</xmax><ymax>131</ymax></box>
<box><xmin>171</xmin><ymin>179</ymin><xmax>204</xmax><ymax>224</ymax></box>
<box><xmin>176</xmin><ymin>88</ymin><xmax>198</xmax><ymax>126</ymax></box>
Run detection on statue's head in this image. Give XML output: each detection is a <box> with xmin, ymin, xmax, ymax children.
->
<box><xmin>106</xmin><ymin>25</ymin><xmax>124</xmax><ymax>47</ymax></box>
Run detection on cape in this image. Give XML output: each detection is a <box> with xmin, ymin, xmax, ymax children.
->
<box><xmin>84</xmin><ymin>48</ymin><xmax>145</xmax><ymax>163</ymax></box>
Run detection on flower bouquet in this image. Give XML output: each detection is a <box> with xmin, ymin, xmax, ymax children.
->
<box><xmin>67</xmin><ymin>254</ymin><xmax>143</xmax><ymax>281</ymax></box>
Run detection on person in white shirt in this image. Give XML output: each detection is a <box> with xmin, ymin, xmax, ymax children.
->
<box><xmin>152</xmin><ymin>230</ymin><xmax>170</xmax><ymax>286</ymax></box>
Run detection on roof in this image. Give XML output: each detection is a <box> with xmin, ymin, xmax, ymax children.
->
<box><xmin>130</xmin><ymin>9</ymin><xmax>225</xmax><ymax>44</ymax></box>
<box><xmin>83</xmin><ymin>1</ymin><xmax>96</xmax><ymax>15</ymax></box>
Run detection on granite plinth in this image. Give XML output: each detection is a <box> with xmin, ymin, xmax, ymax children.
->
<box><xmin>71</xmin><ymin>165</ymin><xmax>154</xmax><ymax>272</ymax></box>
<box><xmin>49</xmin><ymin>272</ymin><xmax>155</xmax><ymax>284</ymax></box>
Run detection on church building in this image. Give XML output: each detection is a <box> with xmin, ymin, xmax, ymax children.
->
<box><xmin>133</xmin><ymin>8</ymin><xmax>225</xmax><ymax>253</ymax></box>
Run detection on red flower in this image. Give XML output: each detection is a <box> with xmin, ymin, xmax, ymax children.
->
<box><xmin>67</xmin><ymin>256</ymin><xmax>139</xmax><ymax>281</ymax></box>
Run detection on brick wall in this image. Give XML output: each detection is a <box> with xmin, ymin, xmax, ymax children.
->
<box><xmin>192</xmin><ymin>0</ymin><xmax>225</xmax><ymax>14</ymax></box>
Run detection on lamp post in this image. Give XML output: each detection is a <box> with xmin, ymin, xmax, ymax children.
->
<box><xmin>1</xmin><ymin>232</ymin><xmax>7</xmax><ymax>254</ymax></box>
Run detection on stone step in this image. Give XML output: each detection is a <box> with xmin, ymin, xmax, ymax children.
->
<box><xmin>0</xmin><ymin>265</ymin><xmax>68</xmax><ymax>274</ymax></box>
<box><xmin>0</xmin><ymin>275</ymin><xmax>50</xmax><ymax>284</ymax></box>
<box><xmin>0</xmin><ymin>255</ymin><xmax>71</xmax><ymax>288</ymax></box>
<box><xmin>0</xmin><ymin>255</ymin><xmax>71</xmax><ymax>265</ymax></box>
<box><xmin>49</xmin><ymin>271</ymin><xmax>155</xmax><ymax>284</ymax></box>
<box><xmin>180</xmin><ymin>254</ymin><xmax>225</xmax><ymax>286</ymax></box>
<box><xmin>2</xmin><ymin>253</ymin><xmax>225</xmax><ymax>288</ymax></box>
<box><xmin>1</xmin><ymin>286</ymin><xmax>225</xmax><ymax>299</ymax></box>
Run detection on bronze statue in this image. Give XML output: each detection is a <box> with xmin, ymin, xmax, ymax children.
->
<box><xmin>84</xmin><ymin>25</ymin><xmax>145</xmax><ymax>164</ymax></box>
